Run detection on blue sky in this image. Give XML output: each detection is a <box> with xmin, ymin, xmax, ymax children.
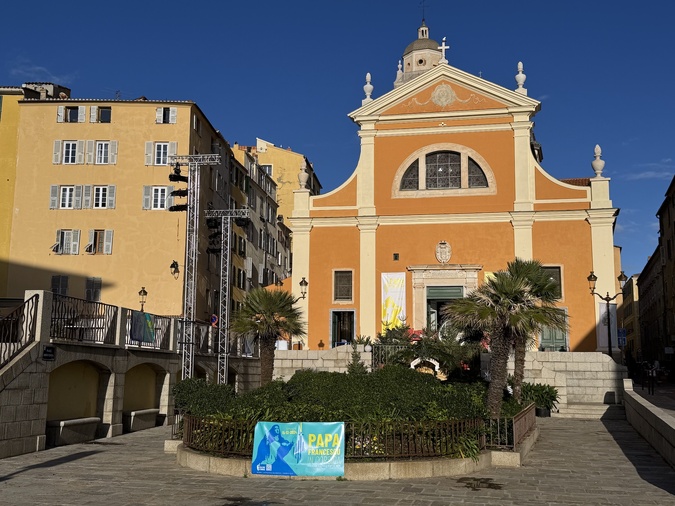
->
<box><xmin>3</xmin><ymin>0</ymin><xmax>673</xmax><ymax>278</ymax></box>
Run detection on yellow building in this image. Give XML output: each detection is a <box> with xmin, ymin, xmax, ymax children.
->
<box><xmin>7</xmin><ymin>90</ymin><xmax>239</xmax><ymax>321</ymax></box>
<box><xmin>291</xmin><ymin>22</ymin><xmax>622</xmax><ymax>353</ymax></box>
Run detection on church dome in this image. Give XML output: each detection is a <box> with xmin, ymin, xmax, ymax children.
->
<box><xmin>403</xmin><ymin>37</ymin><xmax>440</xmax><ymax>57</ymax></box>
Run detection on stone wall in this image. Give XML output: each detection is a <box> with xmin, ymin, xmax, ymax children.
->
<box><xmin>273</xmin><ymin>345</ymin><xmax>372</xmax><ymax>380</ymax></box>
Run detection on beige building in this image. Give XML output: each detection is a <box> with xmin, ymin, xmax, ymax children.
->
<box><xmin>6</xmin><ymin>90</ymin><xmax>238</xmax><ymax>322</ymax></box>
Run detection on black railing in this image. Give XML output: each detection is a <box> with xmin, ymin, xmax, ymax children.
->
<box><xmin>123</xmin><ymin>309</ymin><xmax>172</xmax><ymax>350</ymax></box>
<box><xmin>50</xmin><ymin>294</ymin><xmax>117</xmax><ymax>345</ymax></box>
<box><xmin>182</xmin><ymin>415</ymin><xmax>485</xmax><ymax>460</ymax></box>
<box><xmin>0</xmin><ymin>295</ymin><xmax>39</xmax><ymax>370</ymax></box>
<box><xmin>484</xmin><ymin>403</ymin><xmax>536</xmax><ymax>450</ymax></box>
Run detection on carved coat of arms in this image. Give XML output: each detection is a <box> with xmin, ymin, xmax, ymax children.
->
<box><xmin>435</xmin><ymin>241</ymin><xmax>452</xmax><ymax>264</ymax></box>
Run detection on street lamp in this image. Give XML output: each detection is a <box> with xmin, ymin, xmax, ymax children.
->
<box><xmin>587</xmin><ymin>270</ymin><xmax>628</xmax><ymax>359</ymax></box>
<box><xmin>138</xmin><ymin>286</ymin><xmax>148</xmax><ymax>312</ymax></box>
<box><xmin>299</xmin><ymin>277</ymin><xmax>308</xmax><ymax>299</ymax></box>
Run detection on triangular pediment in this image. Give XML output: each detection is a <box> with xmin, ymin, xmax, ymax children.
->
<box><xmin>350</xmin><ymin>63</ymin><xmax>540</xmax><ymax>121</ymax></box>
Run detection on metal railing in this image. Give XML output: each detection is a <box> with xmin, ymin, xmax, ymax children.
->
<box><xmin>484</xmin><ymin>403</ymin><xmax>536</xmax><ymax>450</ymax></box>
<box><xmin>50</xmin><ymin>294</ymin><xmax>117</xmax><ymax>345</ymax></box>
<box><xmin>181</xmin><ymin>415</ymin><xmax>485</xmax><ymax>460</ymax></box>
<box><xmin>371</xmin><ymin>344</ymin><xmax>407</xmax><ymax>369</ymax></box>
<box><xmin>0</xmin><ymin>295</ymin><xmax>39</xmax><ymax>370</ymax></box>
<box><xmin>123</xmin><ymin>309</ymin><xmax>172</xmax><ymax>350</ymax></box>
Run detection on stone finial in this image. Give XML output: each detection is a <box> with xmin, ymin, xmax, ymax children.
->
<box><xmin>298</xmin><ymin>161</ymin><xmax>309</xmax><ymax>189</ymax></box>
<box><xmin>591</xmin><ymin>144</ymin><xmax>605</xmax><ymax>177</ymax></box>
<box><xmin>438</xmin><ymin>37</ymin><xmax>449</xmax><ymax>64</ymax></box>
<box><xmin>515</xmin><ymin>61</ymin><xmax>527</xmax><ymax>95</ymax></box>
<box><xmin>362</xmin><ymin>73</ymin><xmax>374</xmax><ymax>106</ymax></box>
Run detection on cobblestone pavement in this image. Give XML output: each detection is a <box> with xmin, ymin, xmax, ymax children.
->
<box><xmin>0</xmin><ymin>417</ymin><xmax>673</xmax><ymax>506</ymax></box>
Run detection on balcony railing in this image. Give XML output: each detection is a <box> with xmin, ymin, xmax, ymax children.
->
<box><xmin>50</xmin><ymin>295</ymin><xmax>117</xmax><ymax>345</ymax></box>
<box><xmin>123</xmin><ymin>309</ymin><xmax>172</xmax><ymax>351</ymax></box>
<box><xmin>0</xmin><ymin>295</ymin><xmax>39</xmax><ymax>370</ymax></box>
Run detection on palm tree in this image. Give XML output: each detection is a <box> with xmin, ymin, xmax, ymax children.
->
<box><xmin>506</xmin><ymin>259</ymin><xmax>567</xmax><ymax>403</ymax></box>
<box><xmin>441</xmin><ymin>260</ymin><xmax>566</xmax><ymax>417</ymax></box>
<box><xmin>231</xmin><ymin>288</ymin><xmax>306</xmax><ymax>386</ymax></box>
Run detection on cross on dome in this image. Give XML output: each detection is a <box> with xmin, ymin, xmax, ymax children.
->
<box><xmin>438</xmin><ymin>37</ymin><xmax>449</xmax><ymax>64</ymax></box>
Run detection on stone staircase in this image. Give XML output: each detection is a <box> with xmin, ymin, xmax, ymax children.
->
<box><xmin>553</xmin><ymin>403</ymin><xmax>626</xmax><ymax>420</ymax></box>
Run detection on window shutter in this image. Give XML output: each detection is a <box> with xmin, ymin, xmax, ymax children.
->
<box><xmin>87</xmin><ymin>230</ymin><xmax>95</xmax><ymax>254</ymax></box>
<box><xmin>86</xmin><ymin>140</ymin><xmax>95</xmax><ymax>164</ymax></box>
<box><xmin>103</xmin><ymin>230</ymin><xmax>113</xmax><ymax>254</ymax></box>
<box><xmin>57</xmin><ymin>106</ymin><xmax>64</xmax><ymax>123</ymax></box>
<box><xmin>70</xmin><ymin>230</ymin><xmax>80</xmax><ymax>254</ymax></box>
<box><xmin>107</xmin><ymin>185</ymin><xmax>116</xmax><ymax>208</ymax></box>
<box><xmin>74</xmin><ymin>185</ymin><xmax>83</xmax><ymax>209</ymax></box>
<box><xmin>51</xmin><ymin>275</ymin><xmax>60</xmax><ymax>293</ymax></box>
<box><xmin>53</xmin><ymin>140</ymin><xmax>62</xmax><ymax>164</ymax></box>
<box><xmin>258</xmin><ymin>264</ymin><xmax>264</xmax><ymax>284</ymax></box>
<box><xmin>156</xmin><ymin>107</ymin><xmax>163</xmax><ymax>123</ymax></box>
<box><xmin>76</xmin><ymin>140</ymin><xmax>85</xmax><ymax>164</ymax></box>
<box><xmin>49</xmin><ymin>185</ymin><xmax>59</xmax><ymax>209</ymax></box>
<box><xmin>54</xmin><ymin>230</ymin><xmax>62</xmax><ymax>254</ymax></box>
<box><xmin>168</xmin><ymin>142</ymin><xmax>177</xmax><ymax>158</ymax></box>
<box><xmin>63</xmin><ymin>230</ymin><xmax>72</xmax><ymax>255</ymax></box>
<box><xmin>85</xmin><ymin>277</ymin><xmax>93</xmax><ymax>299</ymax></box>
<box><xmin>169</xmin><ymin>107</ymin><xmax>177</xmax><ymax>124</ymax></box>
<box><xmin>90</xmin><ymin>106</ymin><xmax>98</xmax><ymax>123</ymax></box>
<box><xmin>110</xmin><ymin>140</ymin><xmax>118</xmax><ymax>164</ymax></box>
<box><xmin>83</xmin><ymin>185</ymin><xmax>92</xmax><ymax>209</ymax></box>
<box><xmin>77</xmin><ymin>106</ymin><xmax>86</xmax><ymax>123</ymax></box>
<box><xmin>60</xmin><ymin>276</ymin><xmax>69</xmax><ymax>295</ymax></box>
<box><xmin>144</xmin><ymin>141</ymin><xmax>153</xmax><ymax>165</ymax></box>
<box><xmin>142</xmin><ymin>186</ymin><xmax>152</xmax><ymax>209</ymax></box>
<box><xmin>166</xmin><ymin>185</ymin><xmax>174</xmax><ymax>208</ymax></box>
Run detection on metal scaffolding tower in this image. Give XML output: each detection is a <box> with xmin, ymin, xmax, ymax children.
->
<box><xmin>205</xmin><ymin>208</ymin><xmax>250</xmax><ymax>384</ymax></box>
<box><xmin>169</xmin><ymin>154</ymin><xmax>220</xmax><ymax>380</ymax></box>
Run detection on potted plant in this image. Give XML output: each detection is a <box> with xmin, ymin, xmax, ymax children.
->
<box><xmin>522</xmin><ymin>382</ymin><xmax>559</xmax><ymax>417</ymax></box>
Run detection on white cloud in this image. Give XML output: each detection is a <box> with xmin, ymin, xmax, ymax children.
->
<box><xmin>623</xmin><ymin>170</ymin><xmax>674</xmax><ymax>181</ymax></box>
<box><xmin>9</xmin><ymin>58</ymin><xmax>77</xmax><ymax>85</ymax></box>
<box><xmin>536</xmin><ymin>94</ymin><xmax>549</xmax><ymax>101</ymax></box>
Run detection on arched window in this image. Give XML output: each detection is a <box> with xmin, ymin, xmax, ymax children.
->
<box><xmin>426</xmin><ymin>151</ymin><xmax>461</xmax><ymax>189</ymax></box>
<box><xmin>468</xmin><ymin>157</ymin><xmax>487</xmax><ymax>188</ymax></box>
<box><xmin>400</xmin><ymin>160</ymin><xmax>419</xmax><ymax>190</ymax></box>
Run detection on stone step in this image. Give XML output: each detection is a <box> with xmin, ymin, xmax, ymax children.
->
<box><xmin>553</xmin><ymin>403</ymin><xmax>626</xmax><ymax>420</ymax></box>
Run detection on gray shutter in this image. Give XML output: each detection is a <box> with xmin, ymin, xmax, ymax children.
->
<box><xmin>57</xmin><ymin>106</ymin><xmax>64</xmax><ymax>123</ymax></box>
<box><xmin>86</xmin><ymin>140</ymin><xmax>95</xmax><ymax>164</ymax></box>
<box><xmin>145</xmin><ymin>141</ymin><xmax>153</xmax><ymax>165</ymax></box>
<box><xmin>51</xmin><ymin>275</ymin><xmax>60</xmax><ymax>293</ymax></box>
<box><xmin>71</xmin><ymin>230</ymin><xmax>80</xmax><ymax>255</ymax></box>
<box><xmin>90</xmin><ymin>106</ymin><xmax>98</xmax><ymax>123</ymax></box>
<box><xmin>86</xmin><ymin>230</ymin><xmax>95</xmax><ymax>254</ymax></box>
<box><xmin>142</xmin><ymin>186</ymin><xmax>152</xmax><ymax>209</ymax></box>
<box><xmin>54</xmin><ymin>230</ymin><xmax>62</xmax><ymax>254</ymax></box>
<box><xmin>49</xmin><ymin>185</ymin><xmax>59</xmax><ymax>209</ymax></box>
<box><xmin>53</xmin><ymin>140</ymin><xmax>62</xmax><ymax>164</ymax></box>
<box><xmin>110</xmin><ymin>140</ymin><xmax>118</xmax><ymax>164</ymax></box>
<box><xmin>156</xmin><ymin>107</ymin><xmax>163</xmax><ymax>123</ymax></box>
<box><xmin>77</xmin><ymin>106</ymin><xmax>86</xmax><ymax>123</ymax></box>
<box><xmin>85</xmin><ymin>277</ymin><xmax>93</xmax><ymax>299</ymax></box>
<box><xmin>83</xmin><ymin>185</ymin><xmax>92</xmax><ymax>209</ymax></box>
<box><xmin>108</xmin><ymin>185</ymin><xmax>116</xmax><ymax>208</ymax></box>
<box><xmin>169</xmin><ymin>107</ymin><xmax>177</xmax><ymax>124</ymax></box>
<box><xmin>168</xmin><ymin>141</ymin><xmax>177</xmax><ymax>159</ymax></box>
<box><xmin>63</xmin><ymin>231</ymin><xmax>72</xmax><ymax>255</ymax></box>
<box><xmin>103</xmin><ymin>230</ymin><xmax>113</xmax><ymax>254</ymax></box>
<box><xmin>76</xmin><ymin>140</ymin><xmax>85</xmax><ymax>164</ymax></box>
<box><xmin>74</xmin><ymin>185</ymin><xmax>83</xmax><ymax>209</ymax></box>
<box><xmin>166</xmin><ymin>185</ymin><xmax>174</xmax><ymax>208</ymax></box>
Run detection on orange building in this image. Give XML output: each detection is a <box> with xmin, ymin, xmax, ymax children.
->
<box><xmin>290</xmin><ymin>22</ymin><xmax>622</xmax><ymax>353</ymax></box>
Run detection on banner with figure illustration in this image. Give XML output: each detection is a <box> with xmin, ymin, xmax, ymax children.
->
<box><xmin>381</xmin><ymin>272</ymin><xmax>406</xmax><ymax>331</ymax></box>
<box><xmin>251</xmin><ymin>421</ymin><xmax>345</xmax><ymax>476</ymax></box>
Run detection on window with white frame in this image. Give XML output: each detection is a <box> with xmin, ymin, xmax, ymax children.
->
<box><xmin>152</xmin><ymin>187</ymin><xmax>167</xmax><ymax>209</ymax></box>
<box><xmin>96</xmin><ymin>141</ymin><xmax>109</xmax><ymax>164</ymax></box>
<box><xmin>155</xmin><ymin>142</ymin><xmax>168</xmax><ymax>165</ymax></box>
<box><xmin>142</xmin><ymin>185</ymin><xmax>173</xmax><ymax>210</ymax></box>
<box><xmin>63</xmin><ymin>141</ymin><xmax>77</xmax><ymax>164</ymax></box>
<box><xmin>52</xmin><ymin>229</ymin><xmax>80</xmax><ymax>255</ymax></box>
<box><xmin>93</xmin><ymin>186</ymin><xmax>108</xmax><ymax>208</ymax></box>
<box><xmin>60</xmin><ymin>186</ymin><xmax>75</xmax><ymax>209</ymax></box>
<box><xmin>334</xmin><ymin>271</ymin><xmax>353</xmax><ymax>302</ymax></box>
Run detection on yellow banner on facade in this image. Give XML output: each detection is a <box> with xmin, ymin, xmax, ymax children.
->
<box><xmin>381</xmin><ymin>272</ymin><xmax>406</xmax><ymax>331</ymax></box>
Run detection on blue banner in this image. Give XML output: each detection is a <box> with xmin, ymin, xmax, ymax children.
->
<box><xmin>251</xmin><ymin>421</ymin><xmax>345</xmax><ymax>477</ymax></box>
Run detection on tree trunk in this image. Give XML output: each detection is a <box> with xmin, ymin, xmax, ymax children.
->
<box><xmin>512</xmin><ymin>337</ymin><xmax>526</xmax><ymax>403</ymax></box>
<box><xmin>259</xmin><ymin>334</ymin><xmax>277</xmax><ymax>386</ymax></box>
<box><xmin>486</xmin><ymin>332</ymin><xmax>510</xmax><ymax>418</ymax></box>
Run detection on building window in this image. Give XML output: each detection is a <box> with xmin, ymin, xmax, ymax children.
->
<box><xmin>468</xmin><ymin>158</ymin><xmax>488</xmax><ymax>188</ymax></box>
<box><xmin>63</xmin><ymin>141</ymin><xmax>77</xmax><ymax>164</ymax></box>
<box><xmin>400</xmin><ymin>160</ymin><xmax>419</xmax><ymax>190</ymax></box>
<box><xmin>65</xmin><ymin>106</ymin><xmax>79</xmax><ymax>123</ymax></box>
<box><xmin>85</xmin><ymin>229</ymin><xmax>113</xmax><ymax>255</ymax></box>
<box><xmin>155</xmin><ymin>143</ymin><xmax>169</xmax><ymax>165</ymax></box>
<box><xmin>152</xmin><ymin>187</ymin><xmax>167</xmax><ymax>209</ymax></box>
<box><xmin>93</xmin><ymin>186</ymin><xmax>108</xmax><ymax>208</ymax></box>
<box><xmin>260</xmin><ymin>164</ymin><xmax>272</xmax><ymax>176</ymax></box>
<box><xmin>542</xmin><ymin>266</ymin><xmax>563</xmax><ymax>298</ymax></box>
<box><xmin>334</xmin><ymin>271</ymin><xmax>353</xmax><ymax>302</ymax></box>
<box><xmin>98</xmin><ymin>107</ymin><xmax>111</xmax><ymax>123</ymax></box>
<box><xmin>426</xmin><ymin>151</ymin><xmax>461</xmax><ymax>189</ymax></box>
<box><xmin>52</xmin><ymin>229</ymin><xmax>80</xmax><ymax>255</ymax></box>
<box><xmin>156</xmin><ymin>107</ymin><xmax>177</xmax><ymax>124</ymax></box>
<box><xmin>60</xmin><ymin>186</ymin><xmax>75</xmax><ymax>209</ymax></box>
<box><xmin>85</xmin><ymin>277</ymin><xmax>102</xmax><ymax>301</ymax></box>
<box><xmin>193</xmin><ymin>114</ymin><xmax>201</xmax><ymax>135</ymax></box>
<box><xmin>96</xmin><ymin>141</ymin><xmax>109</xmax><ymax>164</ymax></box>
<box><xmin>51</xmin><ymin>275</ymin><xmax>69</xmax><ymax>296</ymax></box>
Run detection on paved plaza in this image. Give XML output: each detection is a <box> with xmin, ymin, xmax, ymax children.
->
<box><xmin>0</xmin><ymin>411</ymin><xmax>673</xmax><ymax>506</ymax></box>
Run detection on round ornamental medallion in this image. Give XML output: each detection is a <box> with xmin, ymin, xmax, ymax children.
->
<box><xmin>436</xmin><ymin>241</ymin><xmax>452</xmax><ymax>264</ymax></box>
<box><xmin>431</xmin><ymin>84</ymin><xmax>457</xmax><ymax>107</ymax></box>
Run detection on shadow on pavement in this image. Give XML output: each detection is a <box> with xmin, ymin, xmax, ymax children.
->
<box><xmin>219</xmin><ymin>497</ymin><xmax>281</xmax><ymax>506</ymax></box>
<box><xmin>0</xmin><ymin>450</ymin><xmax>102</xmax><ymax>483</ymax></box>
